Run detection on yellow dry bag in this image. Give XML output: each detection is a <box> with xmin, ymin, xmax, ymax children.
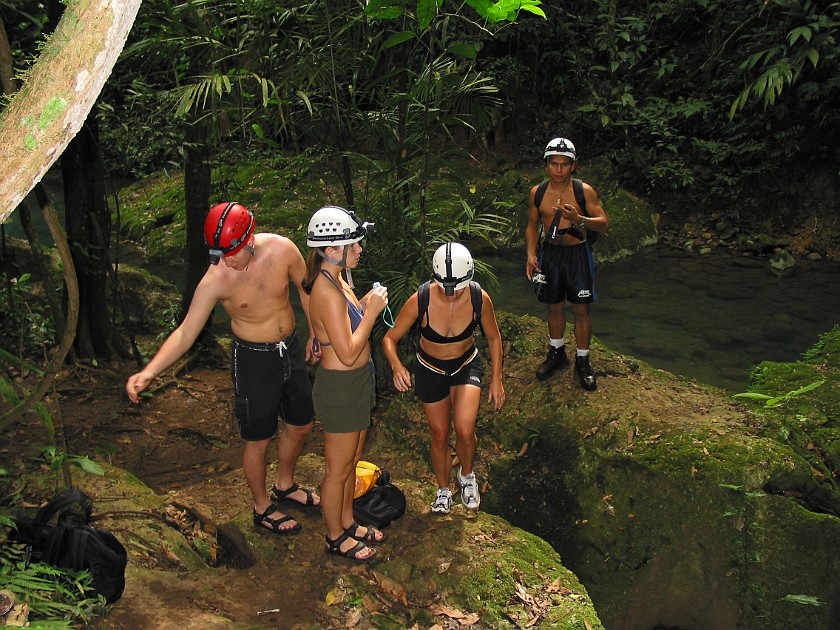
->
<box><xmin>354</xmin><ymin>461</ymin><xmax>381</xmax><ymax>499</ymax></box>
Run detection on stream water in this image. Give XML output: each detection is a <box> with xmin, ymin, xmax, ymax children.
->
<box><xmin>483</xmin><ymin>247</ymin><xmax>840</xmax><ymax>393</ymax></box>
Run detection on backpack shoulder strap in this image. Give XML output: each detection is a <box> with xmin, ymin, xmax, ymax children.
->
<box><xmin>573</xmin><ymin>178</ymin><xmax>587</xmax><ymax>217</ymax></box>
<box><xmin>35</xmin><ymin>489</ymin><xmax>92</xmax><ymax>525</ymax></box>
<box><xmin>469</xmin><ymin>281</ymin><xmax>482</xmax><ymax>321</ymax></box>
<box><xmin>533</xmin><ymin>179</ymin><xmax>550</xmax><ymax>209</ymax></box>
<box><xmin>469</xmin><ymin>281</ymin><xmax>485</xmax><ymax>335</ymax></box>
<box><xmin>415</xmin><ymin>281</ymin><xmax>431</xmax><ymax>329</ymax></box>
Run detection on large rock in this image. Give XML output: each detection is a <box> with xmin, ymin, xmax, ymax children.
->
<box><xmin>375</xmin><ymin>312</ymin><xmax>840</xmax><ymax>630</ymax></box>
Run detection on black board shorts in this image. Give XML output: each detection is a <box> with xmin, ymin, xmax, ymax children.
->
<box><xmin>538</xmin><ymin>241</ymin><xmax>596</xmax><ymax>305</ymax></box>
<box><xmin>231</xmin><ymin>332</ymin><xmax>315</xmax><ymax>441</ymax></box>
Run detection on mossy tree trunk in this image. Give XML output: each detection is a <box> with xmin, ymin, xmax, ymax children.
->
<box><xmin>0</xmin><ymin>0</ymin><xmax>141</xmax><ymax>222</ymax></box>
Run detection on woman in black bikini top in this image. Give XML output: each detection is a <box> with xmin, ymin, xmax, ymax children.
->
<box><xmin>382</xmin><ymin>242</ymin><xmax>505</xmax><ymax>515</ymax></box>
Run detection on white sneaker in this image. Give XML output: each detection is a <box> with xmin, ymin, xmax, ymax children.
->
<box><xmin>431</xmin><ymin>488</ymin><xmax>452</xmax><ymax>514</ymax></box>
<box><xmin>457</xmin><ymin>467</ymin><xmax>481</xmax><ymax>510</ymax></box>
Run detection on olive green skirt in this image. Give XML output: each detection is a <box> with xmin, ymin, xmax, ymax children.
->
<box><xmin>313</xmin><ymin>361</ymin><xmax>376</xmax><ymax>433</ymax></box>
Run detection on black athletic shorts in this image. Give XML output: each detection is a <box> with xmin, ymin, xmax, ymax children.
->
<box><xmin>413</xmin><ymin>344</ymin><xmax>484</xmax><ymax>404</ymax></box>
<box><xmin>231</xmin><ymin>332</ymin><xmax>315</xmax><ymax>441</ymax></box>
<box><xmin>538</xmin><ymin>241</ymin><xmax>596</xmax><ymax>305</ymax></box>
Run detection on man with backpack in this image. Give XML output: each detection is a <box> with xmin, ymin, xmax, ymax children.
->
<box><xmin>525</xmin><ymin>137</ymin><xmax>609</xmax><ymax>390</ymax></box>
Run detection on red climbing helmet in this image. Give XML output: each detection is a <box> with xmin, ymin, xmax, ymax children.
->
<box><xmin>204</xmin><ymin>203</ymin><xmax>255</xmax><ymax>264</ymax></box>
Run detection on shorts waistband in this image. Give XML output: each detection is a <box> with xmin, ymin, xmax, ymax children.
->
<box><xmin>233</xmin><ymin>331</ymin><xmax>297</xmax><ymax>352</ymax></box>
<box><xmin>542</xmin><ymin>239</ymin><xmax>587</xmax><ymax>250</ymax></box>
<box><xmin>416</xmin><ymin>344</ymin><xmax>478</xmax><ymax>377</ymax></box>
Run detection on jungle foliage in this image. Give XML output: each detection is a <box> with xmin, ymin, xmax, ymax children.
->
<box><xmin>1</xmin><ymin>0</ymin><xmax>837</xmax><ymax>355</ymax></box>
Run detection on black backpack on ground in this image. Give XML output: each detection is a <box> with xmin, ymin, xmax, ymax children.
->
<box><xmin>533</xmin><ymin>177</ymin><xmax>599</xmax><ymax>245</ymax></box>
<box><xmin>352</xmin><ymin>471</ymin><xmax>406</xmax><ymax>529</ymax></box>
<box><xmin>11</xmin><ymin>488</ymin><xmax>127</xmax><ymax>604</ymax></box>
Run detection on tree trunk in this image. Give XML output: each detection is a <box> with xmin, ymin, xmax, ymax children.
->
<box><xmin>61</xmin><ymin>121</ymin><xmax>109</xmax><ymax>357</ymax></box>
<box><xmin>182</xmin><ymin>117</ymin><xmax>214</xmax><ymax>344</ymax></box>
<box><xmin>0</xmin><ymin>0</ymin><xmax>141</xmax><ymax>222</ymax></box>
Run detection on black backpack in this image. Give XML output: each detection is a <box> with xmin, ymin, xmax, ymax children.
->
<box><xmin>533</xmin><ymin>178</ymin><xmax>599</xmax><ymax>245</ymax></box>
<box><xmin>352</xmin><ymin>471</ymin><xmax>406</xmax><ymax>529</ymax></box>
<box><xmin>11</xmin><ymin>488</ymin><xmax>128</xmax><ymax>604</ymax></box>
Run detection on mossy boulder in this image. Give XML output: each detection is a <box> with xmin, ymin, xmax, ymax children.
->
<box><xmin>373</xmin><ymin>312</ymin><xmax>840</xmax><ymax>629</ymax></box>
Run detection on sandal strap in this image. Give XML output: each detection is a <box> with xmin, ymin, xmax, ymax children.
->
<box><xmin>272</xmin><ymin>483</ymin><xmax>317</xmax><ymax>506</ymax></box>
<box><xmin>273</xmin><ymin>482</ymin><xmax>300</xmax><ymax>500</ymax></box>
<box><xmin>325</xmin><ymin>532</ymin><xmax>372</xmax><ymax>560</ymax></box>
<box><xmin>253</xmin><ymin>505</ymin><xmax>300</xmax><ymax>531</ymax></box>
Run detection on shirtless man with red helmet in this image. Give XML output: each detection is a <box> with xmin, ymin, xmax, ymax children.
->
<box><xmin>127</xmin><ymin>203</ymin><xmax>320</xmax><ymax>535</ymax></box>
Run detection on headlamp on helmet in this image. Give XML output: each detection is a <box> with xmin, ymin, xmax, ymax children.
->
<box><xmin>432</xmin><ymin>242</ymin><xmax>474</xmax><ymax>297</ymax></box>
<box><xmin>306</xmin><ymin>206</ymin><xmax>374</xmax><ymax>247</ymax></box>
<box><xmin>204</xmin><ymin>203</ymin><xmax>255</xmax><ymax>265</ymax></box>
<box><xmin>544</xmin><ymin>137</ymin><xmax>577</xmax><ymax>162</ymax></box>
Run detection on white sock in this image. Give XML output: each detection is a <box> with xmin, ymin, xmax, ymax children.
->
<box><xmin>549</xmin><ymin>339</ymin><xmax>565</xmax><ymax>349</ymax></box>
<box><xmin>576</xmin><ymin>348</ymin><xmax>590</xmax><ymax>357</ymax></box>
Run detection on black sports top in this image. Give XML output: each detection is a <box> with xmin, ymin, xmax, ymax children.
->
<box><xmin>419</xmin><ymin>296</ymin><xmax>480</xmax><ymax>345</ymax></box>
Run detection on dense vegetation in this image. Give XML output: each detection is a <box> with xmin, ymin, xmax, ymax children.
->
<box><xmin>1</xmin><ymin>1</ymin><xmax>839</xmax><ymax>626</ymax></box>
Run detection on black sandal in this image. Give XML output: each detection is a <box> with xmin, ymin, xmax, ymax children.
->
<box><xmin>344</xmin><ymin>521</ymin><xmax>387</xmax><ymax>543</ymax></box>
<box><xmin>270</xmin><ymin>482</ymin><xmax>319</xmax><ymax>507</ymax></box>
<box><xmin>325</xmin><ymin>532</ymin><xmax>376</xmax><ymax>561</ymax></box>
<box><xmin>252</xmin><ymin>504</ymin><xmax>301</xmax><ymax>535</ymax></box>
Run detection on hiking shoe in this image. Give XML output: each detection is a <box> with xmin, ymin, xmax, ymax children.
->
<box><xmin>431</xmin><ymin>488</ymin><xmax>452</xmax><ymax>514</ymax></box>
<box><xmin>575</xmin><ymin>354</ymin><xmax>597</xmax><ymax>391</ymax></box>
<box><xmin>536</xmin><ymin>346</ymin><xmax>569</xmax><ymax>381</ymax></box>
<box><xmin>457</xmin><ymin>467</ymin><xmax>481</xmax><ymax>510</ymax></box>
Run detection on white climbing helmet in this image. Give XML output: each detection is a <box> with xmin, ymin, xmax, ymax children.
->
<box><xmin>432</xmin><ymin>242</ymin><xmax>474</xmax><ymax>296</ymax></box>
<box><xmin>306</xmin><ymin>206</ymin><xmax>374</xmax><ymax>247</ymax></box>
<box><xmin>544</xmin><ymin>137</ymin><xmax>576</xmax><ymax>161</ymax></box>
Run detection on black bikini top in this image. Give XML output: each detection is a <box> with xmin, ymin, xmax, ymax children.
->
<box><xmin>416</xmin><ymin>281</ymin><xmax>482</xmax><ymax>345</ymax></box>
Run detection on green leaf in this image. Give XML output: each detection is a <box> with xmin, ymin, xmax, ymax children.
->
<box><xmin>733</xmin><ymin>392</ymin><xmax>773</xmax><ymax>401</ymax></box>
<box><xmin>382</xmin><ymin>32</ymin><xmax>415</xmax><ymax>50</ymax></box>
<box><xmin>448</xmin><ymin>43</ymin><xmax>477</xmax><ymax>60</ymax></box>
<box><xmin>779</xmin><ymin>594</ymin><xmax>821</xmax><ymax>606</ymax></box>
<box><xmin>417</xmin><ymin>0</ymin><xmax>438</xmax><ymax>30</ymax></box>
<box><xmin>787</xmin><ymin>26</ymin><xmax>812</xmax><ymax>46</ymax></box>
<box><xmin>71</xmin><ymin>456</ymin><xmax>104</xmax><ymax>475</ymax></box>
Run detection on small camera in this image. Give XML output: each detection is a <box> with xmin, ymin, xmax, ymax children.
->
<box><xmin>372</xmin><ymin>282</ymin><xmax>381</xmax><ymax>289</ymax></box>
<box><xmin>532</xmin><ymin>272</ymin><xmax>547</xmax><ymax>295</ymax></box>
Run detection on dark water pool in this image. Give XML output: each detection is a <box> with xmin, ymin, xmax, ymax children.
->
<box><xmin>482</xmin><ymin>246</ymin><xmax>840</xmax><ymax>392</ymax></box>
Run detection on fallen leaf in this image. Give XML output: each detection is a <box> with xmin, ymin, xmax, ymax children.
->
<box><xmin>345</xmin><ymin>607</ymin><xmax>361</xmax><ymax>626</ymax></box>
<box><xmin>437</xmin><ymin>562</ymin><xmax>451</xmax><ymax>574</ymax></box>
<box><xmin>703</xmin><ymin>446</ymin><xmax>710</xmax><ymax>456</ymax></box>
<box><xmin>430</xmin><ymin>604</ymin><xmax>467</xmax><ymax>619</ymax></box>
<box><xmin>518</xmin><ymin>442</ymin><xmax>529</xmax><ymax>457</ymax></box>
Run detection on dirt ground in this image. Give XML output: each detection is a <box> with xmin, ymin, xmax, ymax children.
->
<box><xmin>1</xmin><ymin>328</ymin><xmax>758</xmax><ymax>628</ymax></box>
<box><xmin>3</xmin><ymin>356</ymin><xmax>478</xmax><ymax>629</ymax></box>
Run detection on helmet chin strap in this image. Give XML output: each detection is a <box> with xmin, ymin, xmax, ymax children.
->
<box><xmin>316</xmin><ymin>245</ymin><xmax>355</xmax><ymax>288</ymax></box>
